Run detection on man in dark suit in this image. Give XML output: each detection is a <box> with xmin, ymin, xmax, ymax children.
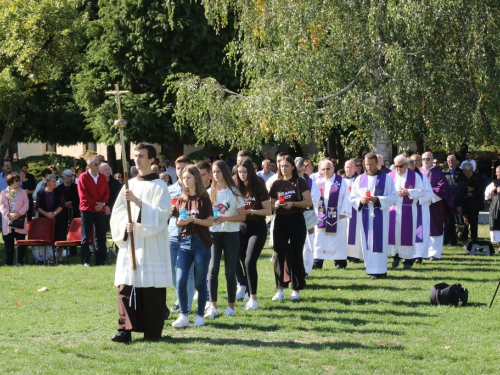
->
<box><xmin>462</xmin><ymin>163</ymin><xmax>485</xmax><ymax>242</ymax></box>
<box><xmin>443</xmin><ymin>155</ymin><xmax>467</xmax><ymax>245</ymax></box>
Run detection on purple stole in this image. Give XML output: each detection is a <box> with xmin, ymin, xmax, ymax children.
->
<box><xmin>347</xmin><ymin>176</ymin><xmax>358</xmax><ymax>245</ymax></box>
<box><xmin>388</xmin><ymin>169</ymin><xmax>415</xmax><ymax>246</ymax></box>
<box><xmin>358</xmin><ymin>172</ymin><xmax>387</xmax><ymax>253</ymax></box>
<box><xmin>317</xmin><ymin>174</ymin><xmax>343</xmax><ymax>233</ymax></box>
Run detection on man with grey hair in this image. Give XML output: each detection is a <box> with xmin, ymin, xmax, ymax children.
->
<box><xmin>460</xmin><ymin>162</ymin><xmax>484</xmax><ymax>242</ymax></box>
<box><xmin>344</xmin><ymin>159</ymin><xmax>362</xmax><ymax>263</ymax></box>
<box><xmin>129</xmin><ymin>166</ymin><xmax>138</xmax><ymax>178</ymax></box>
<box><xmin>314</xmin><ymin>159</ymin><xmax>351</xmax><ymax>269</ymax></box>
<box><xmin>443</xmin><ymin>154</ymin><xmax>467</xmax><ymax>246</ymax></box>
<box><xmin>257</xmin><ymin>159</ymin><xmax>275</xmax><ymax>182</ymax></box>
<box><xmin>388</xmin><ymin>155</ymin><xmax>425</xmax><ymax>269</ymax></box>
<box><xmin>420</xmin><ymin>152</ymin><xmax>453</xmax><ymax>260</ymax></box>
<box><xmin>410</xmin><ymin>154</ymin><xmax>422</xmax><ymax>169</ymax></box>
<box><xmin>78</xmin><ymin>156</ymin><xmax>110</xmax><ymax>267</ymax></box>
<box><xmin>377</xmin><ymin>154</ymin><xmax>391</xmax><ymax>174</ymax></box>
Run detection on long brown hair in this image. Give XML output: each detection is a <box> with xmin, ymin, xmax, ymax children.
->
<box><xmin>179</xmin><ymin>165</ymin><xmax>208</xmax><ymax>201</ymax></box>
<box><xmin>277</xmin><ymin>155</ymin><xmax>299</xmax><ymax>180</ymax></box>
<box><xmin>210</xmin><ymin>160</ymin><xmax>241</xmax><ymax>203</ymax></box>
<box><xmin>235</xmin><ymin>157</ymin><xmax>259</xmax><ymax>198</ymax></box>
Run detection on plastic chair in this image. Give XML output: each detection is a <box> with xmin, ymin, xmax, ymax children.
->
<box><xmin>54</xmin><ymin>218</ymin><xmax>94</xmax><ymax>265</ymax></box>
<box><xmin>16</xmin><ymin>218</ymin><xmax>55</xmax><ymax>265</ymax></box>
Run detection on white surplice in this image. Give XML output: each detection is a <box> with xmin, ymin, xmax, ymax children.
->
<box><xmin>349</xmin><ymin>173</ymin><xmax>398</xmax><ymax>274</ymax></box>
<box><xmin>314</xmin><ymin>176</ymin><xmax>352</xmax><ymax>260</ymax></box>
<box><xmin>112</xmin><ymin>178</ymin><xmax>172</xmax><ymax>288</ymax></box>
<box><xmin>388</xmin><ymin>169</ymin><xmax>424</xmax><ymax>259</ymax></box>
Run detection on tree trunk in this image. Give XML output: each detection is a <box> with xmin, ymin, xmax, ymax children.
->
<box><xmin>0</xmin><ymin>105</ymin><xmax>18</xmax><ymax>160</ymax></box>
<box><xmin>106</xmin><ymin>145</ymin><xmax>117</xmax><ymax>173</ymax></box>
<box><xmin>169</xmin><ymin>137</ymin><xmax>184</xmax><ymax>160</ymax></box>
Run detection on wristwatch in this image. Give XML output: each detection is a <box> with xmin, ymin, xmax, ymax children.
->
<box><xmin>137</xmin><ymin>198</ymin><xmax>142</xmax><ymax>205</ymax></box>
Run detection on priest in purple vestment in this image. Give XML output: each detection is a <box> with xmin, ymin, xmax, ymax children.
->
<box><xmin>419</xmin><ymin>152</ymin><xmax>454</xmax><ymax>260</ymax></box>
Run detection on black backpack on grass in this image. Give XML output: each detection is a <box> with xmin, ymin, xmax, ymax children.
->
<box><xmin>430</xmin><ymin>283</ymin><xmax>468</xmax><ymax>306</ymax></box>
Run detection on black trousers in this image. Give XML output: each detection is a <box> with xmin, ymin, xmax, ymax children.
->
<box><xmin>3</xmin><ymin>231</ymin><xmax>26</xmax><ymax>265</ymax></box>
<box><xmin>117</xmin><ymin>285</ymin><xmax>166</xmax><ymax>340</ymax></box>
<box><xmin>237</xmin><ymin>220</ymin><xmax>268</xmax><ymax>295</ymax></box>
<box><xmin>443</xmin><ymin>210</ymin><xmax>457</xmax><ymax>245</ymax></box>
<box><xmin>273</xmin><ymin>212</ymin><xmax>307</xmax><ymax>290</ymax></box>
<box><xmin>81</xmin><ymin>210</ymin><xmax>107</xmax><ymax>265</ymax></box>
<box><xmin>462</xmin><ymin>211</ymin><xmax>479</xmax><ymax>241</ymax></box>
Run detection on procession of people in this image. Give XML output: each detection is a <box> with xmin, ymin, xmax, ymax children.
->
<box><xmin>3</xmin><ymin>145</ymin><xmax>493</xmax><ymax>344</ymax></box>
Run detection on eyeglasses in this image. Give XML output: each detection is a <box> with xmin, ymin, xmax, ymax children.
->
<box><xmin>422</xmin><ymin>158</ymin><xmax>431</xmax><ymax>161</ymax></box>
<box><xmin>394</xmin><ymin>164</ymin><xmax>407</xmax><ymax>168</ymax></box>
<box><xmin>433</xmin><ymin>161</ymin><xmax>439</xmax><ymax>164</ymax></box>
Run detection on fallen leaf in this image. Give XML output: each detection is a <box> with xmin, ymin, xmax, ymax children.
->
<box><xmin>15</xmin><ymin>301</ymin><xmax>20</xmax><ymax>307</ymax></box>
<box><xmin>37</xmin><ymin>287</ymin><xmax>49</xmax><ymax>293</ymax></box>
<box><xmin>14</xmin><ymin>348</ymin><xmax>19</xmax><ymax>352</ymax></box>
<box><xmin>444</xmin><ymin>346</ymin><xmax>451</xmax><ymax>350</ymax></box>
<box><xmin>337</xmin><ymin>288</ymin><xmax>341</xmax><ymax>291</ymax></box>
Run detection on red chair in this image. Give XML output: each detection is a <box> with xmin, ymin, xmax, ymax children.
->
<box><xmin>54</xmin><ymin>218</ymin><xmax>94</xmax><ymax>265</ymax></box>
<box><xmin>16</xmin><ymin>218</ymin><xmax>55</xmax><ymax>265</ymax></box>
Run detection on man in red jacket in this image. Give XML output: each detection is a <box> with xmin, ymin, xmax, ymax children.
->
<box><xmin>78</xmin><ymin>156</ymin><xmax>110</xmax><ymax>267</ymax></box>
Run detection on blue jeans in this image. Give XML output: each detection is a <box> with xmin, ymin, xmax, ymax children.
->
<box><xmin>170</xmin><ymin>239</ymin><xmax>194</xmax><ymax>309</ymax></box>
<box><xmin>177</xmin><ymin>235</ymin><xmax>211</xmax><ymax>316</ymax></box>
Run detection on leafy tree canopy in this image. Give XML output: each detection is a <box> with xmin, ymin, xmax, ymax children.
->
<box><xmin>168</xmin><ymin>0</ymin><xmax>500</xmax><ymax>154</ymax></box>
<box><xmin>73</xmin><ymin>0</ymin><xmax>237</xmax><ymax>146</ymax></box>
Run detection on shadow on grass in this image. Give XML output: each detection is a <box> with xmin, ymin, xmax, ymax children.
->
<box><xmin>154</xmin><ymin>336</ymin><xmax>404</xmax><ymax>351</ymax></box>
<box><xmin>264</xmin><ymin>302</ymin><xmax>433</xmax><ymax>315</ymax></box>
<box><xmin>305</xmin><ymin>283</ymin><xmax>421</xmax><ymax>292</ymax></box>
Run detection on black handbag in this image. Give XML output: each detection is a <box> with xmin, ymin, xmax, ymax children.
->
<box><xmin>8</xmin><ymin>214</ymin><xmax>26</xmax><ymax>229</ymax></box>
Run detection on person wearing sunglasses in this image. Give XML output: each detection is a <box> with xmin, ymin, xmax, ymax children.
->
<box><xmin>419</xmin><ymin>152</ymin><xmax>454</xmax><ymax>261</ymax></box>
<box><xmin>388</xmin><ymin>155</ymin><xmax>425</xmax><ymax>270</ymax></box>
<box><xmin>460</xmin><ymin>152</ymin><xmax>476</xmax><ymax>172</ymax></box>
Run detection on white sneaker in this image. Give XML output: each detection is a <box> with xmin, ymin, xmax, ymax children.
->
<box><xmin>171</xmin><ymin>314</ymin><xmax>190</xmax><ymax>328</ymax></box>
<box><xmin>272</xmin><ymin>290</ymin><xmax>285</xmax><ymax>302</ymax></box>
<box><xmin>235</xmin><ymin>285</ymin><xmax>247</xmax><ymax>300</ymax></box>
<box><xmin>193</xmin><ymin>291</ymin><xmax>199</xmax><ymax>300</ymax></box>
<box><xmin>243</xmin><ymin>293</ymin><xmax>250</xmax><ymax>302</ymax></box>
<box><xmin>193</xmin><ymin>315</ymin><xmax>205</xmax><ymax>327</ymax></box>
<box><xmin>241</xmin><ymin>299</ymin><xmax>258</xmax><ymax>311</ymax></box>
<box><xmin>205</xmin><ymin>301</ymin><xmax>211</xmax><ymax>310</ymax></box>
<box><xmin>222</xmin><ymin>306</ymin><xmax>237</xmax><ymax>316</ymax></box>
<box><xmin>290</xmin><ymin>290</ymin><xmax>300</xmax><ymax>301</ymax></box>
<box><xmin>204</xmin><ymin>306</ymin><xmax>218</xmax><ymax>319</ymax></box>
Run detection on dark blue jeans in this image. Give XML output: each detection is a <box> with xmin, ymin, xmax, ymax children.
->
<box><xmin>81</xmin><ymin>210</ymin><xmax>107</xmax><ymax>265</ymax></box>
<box><xmin>177</xmin><ymin>235</ymin><xmax>211</xmax><ymax>316</ymax></box>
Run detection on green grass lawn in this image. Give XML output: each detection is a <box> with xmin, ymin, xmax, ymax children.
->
<box><xmin>1</xmin><ymin>224</ymin><xmax>500</xmax><ymax>374</ymax></box>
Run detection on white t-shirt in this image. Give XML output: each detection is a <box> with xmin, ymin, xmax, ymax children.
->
<box><xmin>460</xmin><ymin>159</ymin><xmax>476</xmax><ymax>171</ymax></box>
<box><xmin>208</xmin><ymin>186</ymin><xmax>245</xmax><ymax>233</ymax></box>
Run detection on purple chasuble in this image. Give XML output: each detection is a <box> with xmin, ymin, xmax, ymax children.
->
<box><xmin>358</xmin><ymin>172</ymin><xmax>386</xmax><ymax>253</ymax></box>
<box><xmin>317</xmin><ymin>174</ymin><xmax>343</xmax><ymax>233</ymax></box>
<box><xmin>388</xmin><ymin>169</ymin><xmax>415</xmax><ymax>246</ymax></box>
<box><xmin>419</xmin><ymin>167</ymin><xmax>454</xmax><ymax>236</ymax></box>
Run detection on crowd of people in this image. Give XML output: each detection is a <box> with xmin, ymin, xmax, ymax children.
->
<box><xmin>1</xmin><ymin>145</ymin><xmax>495</xmax><ymax>343</ymax></box>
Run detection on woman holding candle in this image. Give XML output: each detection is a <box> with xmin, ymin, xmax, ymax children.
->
<box><xmin>205</xmin><ymin>160</ymin><xmax>246</xmax><ymax>319</ymax></box>
<box><xmin>235</xmin><ymin>158</ymin><xmax>271</xmax><ymax>310</ymax></box>
<box><xmin>171</xmin><ymin>165</ymin><xmax>213</xmax><ymax>327</ymax></box>
<box><xmin>269</xmin><ymin>155</ymin><xmax>313</xmax><ymax>301</ymax></box>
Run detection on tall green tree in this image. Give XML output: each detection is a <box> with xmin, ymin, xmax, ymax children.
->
<box><xmin>0</xmin><ymin>0</ymin><xmax>87</xmax><ymax>157</ymax></box>
<box><xmin>168</xmin><ymin>0</ymin><xmax>500</xmax><ymax>154</ymax></box>
<box><xmin>72</xmin><ymin>0</ymin><xmax>237</xmax><ymax>156</ymax></box>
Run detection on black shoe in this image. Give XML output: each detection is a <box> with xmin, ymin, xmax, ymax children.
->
<box><xmin>165</xmin><ymin>306</ymin><xmax>170</xmax><ymax>320</ymax></box>
<box><xmin>111</xmin><ymin>330</ymin><xmax>131</xmax><ymax>344</ymax></box>
<box><xmin>414</xmin><ymin>258</ymin><xmax>422</xmax><ymax>264</ymax></box>
<box><xmin>391</xmin><ymin>260</ymin><xmax>400</xmax><ymax>268</ymax></box>
<box><xmin>403</xmin><ymin>264</ymin><xmax>412</xmax><ymax>270</ymax></box>
<box><xmin>429</xmin><ymin>256</ymin><xmax>439</xmax><ymax>261</ymax></box>
<box><xmin>370</xmin><ymin>273</ymin><xmax>387</xmax><ymax>280</ymax></box>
